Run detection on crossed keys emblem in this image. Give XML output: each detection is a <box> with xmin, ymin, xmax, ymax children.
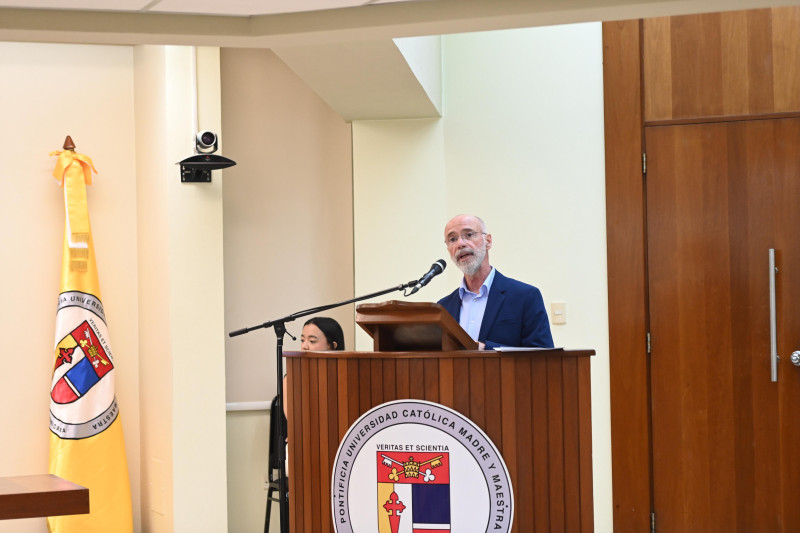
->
<box><xmin>80</xmin><ymin>329</ymin><xmax>109</xmax><ymax>368</ymax></box>
<box><xmin>381</xmin><ymin>454</ymin><xmax>443</xmax><ymax>483</ymax></box>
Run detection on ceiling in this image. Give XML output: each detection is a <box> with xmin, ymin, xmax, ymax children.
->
<box><xmin>0</xmin><ymin>0</ymin><xmax>429</xmax><ymax>17</ymax></box>
<box><xmin>2</xmin><ymin>0</ymin><xmax>798</xmax><ymax>48</ymax></box>
<box><xmin>2</xmin><ymin>0</ymin><xmax>798</xmax><ymax>120</ymax></box>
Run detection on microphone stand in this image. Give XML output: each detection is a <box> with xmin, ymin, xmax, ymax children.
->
<box><xmin>228</xmin><ymin>279</ymin><xmax>418</xmax><ymax>533</ymax></box>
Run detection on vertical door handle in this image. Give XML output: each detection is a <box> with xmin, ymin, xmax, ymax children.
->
<box><xmin>770</xmin><ymin>249</ymin><xmax>778</xmax><ymax>382</ymax></box>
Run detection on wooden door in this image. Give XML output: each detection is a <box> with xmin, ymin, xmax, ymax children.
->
<box><xmin>645</xmin><ymin>118</ymin><xmax>800</xmax><ymax>531</ymax></box>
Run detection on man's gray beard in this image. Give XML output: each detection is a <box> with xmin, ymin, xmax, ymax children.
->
<box><xmin>458</xmin><ymin>246</ymin><xmax>486</xmax><ymax>276</ymax></box>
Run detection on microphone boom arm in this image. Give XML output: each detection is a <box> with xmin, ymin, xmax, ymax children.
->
<box><xmin>228</xmin><ymin>279</ymin><xmax>418</xmax><ymax>338</ymax></box>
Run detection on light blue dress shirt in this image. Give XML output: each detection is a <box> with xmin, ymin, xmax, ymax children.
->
<box><xmin>458</xmin><ymin>267</ymin><xmax>496</xmax><ymax>341</ymax></box>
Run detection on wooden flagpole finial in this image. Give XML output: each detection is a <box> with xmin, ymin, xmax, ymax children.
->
<box><xmin>63</xmin><ymin>136</ymin><xmax>76</xmax><ymax>151</ymax></box>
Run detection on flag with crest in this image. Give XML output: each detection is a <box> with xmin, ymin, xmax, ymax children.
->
<box><xmin>48</xmin><ymin>138</ymin><xmax>133</xmax><ymax>532</ymax></box>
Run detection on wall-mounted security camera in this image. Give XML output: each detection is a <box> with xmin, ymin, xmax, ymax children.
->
<box><xmin>179</xmin><ymin>131</ymin><xmax>236</xmax><ymax>183</ymax></box>
<box><xmin>195</xmin><ymin>131</ymin><xmax>218</xmax><ymax>154</ymax></box>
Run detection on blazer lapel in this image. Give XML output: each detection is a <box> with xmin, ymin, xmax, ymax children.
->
<box><xmin>442</xmin><ymin>291</ymin><xmax>462</xmax><ymax>321</ymax></box>
<box><xmin>479</xmin><ymin>271</ymin><xmax>506</xmax><ymax>341</ymax></box>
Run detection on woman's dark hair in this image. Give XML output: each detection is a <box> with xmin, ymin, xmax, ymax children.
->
<box><xmin>304</xmin><ymin>317</ymin><xmax>345</xmax><ymax>351</ymax></box>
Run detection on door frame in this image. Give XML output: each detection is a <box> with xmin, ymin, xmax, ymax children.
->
<box><xmin>603</xmin><ymin>18</ymin><xmax>652</xmax><ymax>533</ymax></box>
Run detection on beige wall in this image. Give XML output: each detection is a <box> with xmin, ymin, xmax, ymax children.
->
<box><xmin>220</xmin><ymin>47</ymin><xmax>354</xmax><ymax>533</ymax></box>
<box><xmin>220</xmin><ymin>47</ymin><xmax>354</xmax><ymax>405</ymax></box>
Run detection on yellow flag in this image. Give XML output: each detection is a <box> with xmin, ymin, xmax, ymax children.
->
<box><xmin>48</xmin><ymin>147</ymin><xmax>133</xmax><ymax>532</ymax></box>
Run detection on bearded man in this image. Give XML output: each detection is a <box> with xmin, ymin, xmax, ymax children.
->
<box><xmin>437</xmin><ymin>214</ymin><xmax>554</xmax><ymax>349</ymax></box>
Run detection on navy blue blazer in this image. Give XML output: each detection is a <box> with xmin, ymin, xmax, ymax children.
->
<box><xmin>438</xmin><ymin>270</ymin><xmax>554</xmax><ymax>349</ymax></box>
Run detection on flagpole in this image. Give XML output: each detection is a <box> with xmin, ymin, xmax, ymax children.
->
<box><xmin>229</xmin><ymin>279</ymin><xmax>418</xmax><ymax>532</ymax></box>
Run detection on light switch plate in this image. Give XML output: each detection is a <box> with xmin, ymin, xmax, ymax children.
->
<box><xmin>551</xmin><ymin>301</ymin><xmax>566</xmax><ymax>325</ymax></box>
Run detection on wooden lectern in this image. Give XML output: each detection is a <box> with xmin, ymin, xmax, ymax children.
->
<box><xmin>284</xmin><ymin>301</ymin><xmax>594</xmax><ymax>532</ymax></box>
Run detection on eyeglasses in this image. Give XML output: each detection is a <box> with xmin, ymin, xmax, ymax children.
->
<box><xmin>445</xmin><ymin>230</ymin><xmax>486</xmax><ymax>245</ymax></box>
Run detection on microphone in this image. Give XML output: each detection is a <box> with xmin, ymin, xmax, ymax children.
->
<box><xmin>408</xmin><ymin>260</ymin><xmax>447</xmax><ymax>295</ymax></box>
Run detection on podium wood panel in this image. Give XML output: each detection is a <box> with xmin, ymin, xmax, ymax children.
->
<box><xmin>285</xmin><ymin>349</ymin><xmax>594</xmax><ymax>533</ymax></box>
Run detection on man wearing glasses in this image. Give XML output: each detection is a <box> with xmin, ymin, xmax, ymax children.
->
<box><xmin>438</xmin><ymin>214</ymin><xmax>554</xmax><ymax>350</ymax></box>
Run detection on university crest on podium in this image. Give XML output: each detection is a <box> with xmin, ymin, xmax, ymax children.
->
<box><xmin>332</xmin><ymin>400</ymin><xmax>513</xmax><ymax>533</ymax></box>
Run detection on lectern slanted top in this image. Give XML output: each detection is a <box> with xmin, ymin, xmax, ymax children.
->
<box><xmin>356</xmin><ymin>300</ymin><xmax>477</xmax><ymax>351</ymax></box>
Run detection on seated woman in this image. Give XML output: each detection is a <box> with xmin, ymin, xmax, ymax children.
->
<box><xmin>300</xmin><ymin>316</ymin><xmax>345</xmax><ymax>352</ymax></box>
<box><xmin>283</xmin><ymin>316</ymin><xmax>345</xmax><ymax>419</ymax></box>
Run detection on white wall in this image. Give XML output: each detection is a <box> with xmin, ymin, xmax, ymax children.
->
<box><xmin>1</xmin><ymin>23</ymin><xmax>612</xmax><ymax>531</ymax></box>
<box><xmin>394</xmin><ymin>35</ymin><xmax>443</xmax><ymax>115</ymax></box>
<box><xmin>0</xmin><ymin>42</ymin><xmax>141</xmax><ymax>532</ymax></box>
<box><xmin>352</xmin><ymin>22</ymin><xmax>611</xmax><ymax>530</ymax></box>
<box><xmin>353</xmin><ymin>118</ymin><xmax>449</xmax><ymax>347</ymax></box>
<box><xmin>134</xmin><ymin>45</ymin><xmax>229</xmax><ymax>533</ymax></box>
<box><xmin>0</xmin><ymin>41</ymin><xmax>229</xmax><ymax>533</ymax></box>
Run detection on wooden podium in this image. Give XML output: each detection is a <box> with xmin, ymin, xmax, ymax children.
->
<box><xmin>284</xmin><ymin>301</ymin><xmax>594</xmax><ymax>532</ymax></box>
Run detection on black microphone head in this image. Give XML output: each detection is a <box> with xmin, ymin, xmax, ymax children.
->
<box><xmin>433</xmin><ymin>259</ymin><xmax>446</xmax><ymax>273</ymax></box>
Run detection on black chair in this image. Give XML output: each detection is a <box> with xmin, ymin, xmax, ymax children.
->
<box><xmin>265</xmin><ymin>395</ymin><xmax>289</xmax><ymax>533</ymax></box>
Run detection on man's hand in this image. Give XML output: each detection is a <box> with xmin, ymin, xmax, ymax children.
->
<box><xmin>478</xmin><ymin>342</ymin><xmax>485</xmax><ymax>350</ymax></box>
